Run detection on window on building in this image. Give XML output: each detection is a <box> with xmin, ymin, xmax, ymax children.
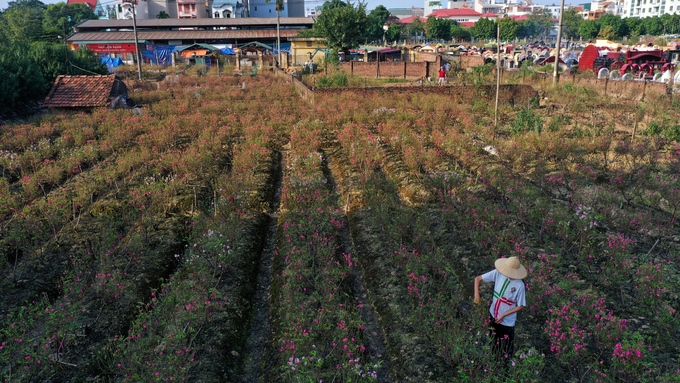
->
<box><xmin>306</xmin><ymin>41</ymin><xmax>312</xmax><ymax>47</ymax></box>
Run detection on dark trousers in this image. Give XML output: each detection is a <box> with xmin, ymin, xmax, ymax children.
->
<box><xmin>488</xmin><ymin>315</ymin><xmax>515</xmax><ymax>361</ymax></box>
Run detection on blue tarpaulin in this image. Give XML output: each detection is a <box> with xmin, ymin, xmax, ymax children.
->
<box><xmin>142</xmin><ymin>45</ymin><xmax>175</xmax><ymax>65</ymax></box>
<box><xmin>101</xmin><ymin>57</ymin><xmax>123</xmax><ymax>70</ymax></box>
<box><xmin>219</xmin><ymin>47</ymin><xmax>236</xmax><ymax>55</ymax></box>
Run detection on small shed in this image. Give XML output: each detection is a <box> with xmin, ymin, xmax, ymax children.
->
<box><xmin>43</xmin><ymin>75</ymin><xmax>128</xmax><ymax>111</ymax></box>
<box><xmin>238</xmin><ymin>41</ymin><xmax>274</xmax><ymax>56</ymax></box>
<box><xmin>176</xmin><ymin>43</ymin><xmax>219</xmax><ymax>66</ymax></box>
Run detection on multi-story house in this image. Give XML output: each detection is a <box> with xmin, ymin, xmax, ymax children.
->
<box><xmin>67</xmin><ymin>0</ymin><xmax>109</xmax><ymax>19</ymax></box>
<box><xmin>622</xmin><ymin>0</ymin><xmax>680</xmax><ymax>18</ymax></box>
<box><xmin>212</xmin><ymin>0</ymin><xmax>245</xmax><ymax>18</ymax></box>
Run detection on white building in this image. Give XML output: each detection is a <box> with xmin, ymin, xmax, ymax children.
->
<box><xmin>447</xmin><ymin>0</ymin><xmax>474</xmax><ymax>9</ymax></box>
<box><xmin>116</xmin><ymin>0</ymin><xmax>150</xmax><ymax>20</ymax></box>
<box><xmin>425</xmin><ymin>0</ymin><xmax>443</xmax><ymax>17</ymax></box>
<box><xmin>621</xmin><ymin>0</ymin><xmax>677</xmax><ymax>18</ymax></box>
<box><xmin>248</xmin><ymin>0</ymin><xmax>305</xmax><ymax>17</ymax></box>
<box><xmin>212</xmin><ymin>0</ymin><xmax>245</xmax><ymax>18</ymax></box>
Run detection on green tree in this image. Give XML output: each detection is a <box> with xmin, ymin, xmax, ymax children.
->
<box><xmin>43</xmin><ymin>2</ymin><xmax>96</xmax><ymax>41</ymax></box>
<box><xmin>642</xmin><ymin>16</ymin><xmax>663</xmax><ymax>36</ymax></box>
<box><xmin>527</xmin><ymin>9</ymin><xmax>554</xmax><ymax>38</ymax></box>
<box><xmin>0</xmin><ymin>0</ymin><xmax>47</xmax><ymax>43</ymax></box>
<box><xmin>315</xmin><ymin>1</ymin><xmax>367</xmax><ymax>51</ymax></box>
<box><xmin>0</xmin><ymin>42</ymin><xmax>47</xmax><ymax>117</ymax></box>
<box><xmin>561</xmin><ymin>8</ymin><xmax>583</xmax><ymax>39</ymax></box>
<box><xmin>598</xmin><ymin>14</ymin><xmax>627</xmax><ymax>39</ymax></box>
<box><xmin>661</xmin><ymin>14</ymin><xmax>680</xmax><ymax>35</ymax></box>
<box><xmin>321</xmin><ymin>0</ymin><xmax>347</xmax><ymax>11</ymax></box>
<box><xmin>157</xmin><ymin>10</ymin><xmax>170</xmax><ymax>19</ymax></box>
<box><xmin>516</xmin><ymin>19</ymin><xmax>534</xmax><ymax>39</ymax></box>
<box><xmin>625</xmin><ymin>17</ymin><xmax>644</xmax><ymax>38</ymax></box>
<box><xmin>365</xmin><ymin>5</ymin><xmax>390</xmax><ymax>41</ymax></box>
<box><xmin>425</xmin><ymin>16</ymin><xmax>452</xmax><ymax>41</ymax></box>
<box><xmin>597</xmin><ymin>25</ymin><xmax>616</xmax><ymax>40</ymax></box>
<box><xmin>578</xmin><ymin>19</ymin><xmax>599</xmax><ymax>40</ymax></box>
<box><xmin>385</xmin><ymin>23</ymin><xmax>401</xmax><ymax>43</ymax></box>
<box><xmin>497</xmin><ymin>17</ymin><xmax>518</xmax><ymax>41</ymax></box>
<box><xmin>403</xmin><ymin>17</ymin><xmax>425</xmax><ymax>40</ymax></box>
<box><xmin>450</xmin><ymin>24</ymin><xmax>471</xmax><ymax>41</ymax></box>
<box><xmin>470</xmin><ymin>17</ymin><xmax>496</xmax><ymax>40</ymax></box>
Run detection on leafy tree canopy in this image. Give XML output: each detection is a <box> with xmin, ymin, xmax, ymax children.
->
<box><xmin>642</xmin><ymin>16</ymin><xmax>663</xmax><ymax>37</ymax></box>
<box><xmin>597</xmin><ymin>24</ymin><xmax>616</xmax><ymax>40</ymax></box>
<box><xmin>470</xmin><ymin>17</ymin><xmax>495</xmax><ymax>40</ymax></box>
<box><xmin>527</xmin><ymin>9</ymin><xmax>554</xmax><ymax>38</ymax></box>
<box><xmin>321</xmin><ymin>0</ymin><xmax>347</xmax><ymax>12</ymax></box>
<box><xmin>402</xmin><ymin>17</ymin><xmax>425</xmax><ymax>40</ymax></box>
<box><xmin>450</xmin><ymin>24</ymin><xmax>470</xmax><ymax>41</ymax></box>
<box><xmin>561</xmin><ymin>8</ymin><xmax>582</xmax><ymax>39</ymax></box>
<box><xmin>315</xmin><ymin>1</ymin><xmax>367</xmax><ymax>51</ymax></box>
<box><xmin>365</xmin><ymin>5</ymin><xmax>390</xmax><ymax>42</ymax></box>
<box><xmin>385</xmin><ymin>23</ymin><xmax>401</xmax><ymax>43</ymax></box>
<box><xmin>0</xmin><ymin>0</ymin><xmax>46</xmax><ymax>43</ymax></box>
<box><xmin>497</xmin><ymin>17</ymin><xmax>517</xmax><ymax>41</ymax></box>
<box><xmin>43</xmin><ymin>3</ymin><xmax>96</xmax><ymax>41</ymax></box>
<box><xmin>578</xmin><ymin>19</ymin><xmax>599</xmax><ymax>40</ymax></box>
<box><xmin>597</xmin><ymin>14</ymin><xmax>627</xmax><ymax>39</ymax></box>
<box><xmin>425</xmin><ymin>16</ymin><xmax>453</xmax><ymax>41</ymax></box>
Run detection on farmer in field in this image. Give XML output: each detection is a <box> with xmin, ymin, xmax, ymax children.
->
<box><xmin>474</xmin><ymin>256</ymin><xmax>527</xmax><ymax>362</ymax></box>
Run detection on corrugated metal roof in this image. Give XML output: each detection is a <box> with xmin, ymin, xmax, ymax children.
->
<box><xmin>74</xmin><ymin>17</ymin><xmax>314</xmax><ymax>31</ymax></box>
<box><xmin>68</xmin><ymin>29</ymin><xmax>301</xmax><ymax>42</ymax></box>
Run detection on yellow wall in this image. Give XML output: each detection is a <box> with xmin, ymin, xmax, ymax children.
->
<box><xmin>290</xmin><ymin>40</ymin><xmax>328</xmax><ymax>66</ymax></box>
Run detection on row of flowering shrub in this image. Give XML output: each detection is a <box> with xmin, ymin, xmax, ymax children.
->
<box><xmin>314</xmin><ymin>87</ymin><xmax>679</xmax><ymax>381</ymax></box>
<box><xmin>270</xmin><ymin>122</ymin><xmax>377</xmax><ymax>382</ymax></box>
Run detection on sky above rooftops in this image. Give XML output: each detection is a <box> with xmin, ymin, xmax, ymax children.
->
<box><xmin>1</xmin><ymin>0</ymin><xmax>578</xmax><ymax>14</ymax></box>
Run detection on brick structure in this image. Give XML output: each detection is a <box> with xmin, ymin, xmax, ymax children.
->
<box><xmin>315</xmin><ymin>84</ymin><xmax>538</xmax><ymax>108</ymax></box>
<box><xmin>339</xmin><ymin>59</ymin><xmax>441</xmax><ymax>79</ymax></box>
<box><xmin>530</xmin><ymin>72</ymin><xmax>669</xmax><ymax>100</ymax></box>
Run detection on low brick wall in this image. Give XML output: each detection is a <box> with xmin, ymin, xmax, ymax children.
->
<box><xmin>314</xmin><ymin>84</ymin><xmax>537</xmax><ymax>108</ymax></box>
<box><xmin>460</xmin><ymin>55</ymin><xmax>485</xmax><ymax>69</ymax></box>
<box><xmin>275</xmin><ymin>66</ymin><xmax>537</xmax><ymax>106</ymax></box>
<box><xmin>273</xmin><ymin>67</ymin><xmax>315</xmax><ymax>103</ymax></box>
<box><xmin>339</xmin><ymin>60</ymin><xmax>438</xmax><ymax>79</ymax></box>
<box><xmin>529</xmin><ymin>72</ymin><xmax>669</xmax><ymax>100</ymax></box>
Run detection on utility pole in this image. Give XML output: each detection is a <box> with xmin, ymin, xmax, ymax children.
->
<box><xmin>276</xmin><ymin>0</ymin><xmax>283</xmax><ymax>68</ymax></box>
<box><xmin>124</xmin><ymin>0</ymin><xmax>143</xmax><ymax>80</ymax></box>
<box><xmin>552</xmin><ymin>0</ymin><xmax>565</xmax><ymax>86</ymax></box>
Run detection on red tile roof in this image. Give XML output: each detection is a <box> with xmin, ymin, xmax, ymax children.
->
<box><xmin>508</xmin><ymin>15</ymin><xmax>528</xmax><ymax>21</ymax></box>
<box><xmin>460</xmin><ymin>21</ymin><xmax>475</xmax><ymax>27</ymax></box>
<box><xmin>480</xmin><ymin>12</ymin><xmax>500</xmax><ymax>17</ymax></box>
<box><xmin>67</xmin><ymin>0</ymin><xmax>98</xmax><ymax>12</ymax></box>
<box><xmin>398</xmin><ymin>16</ymin><xmax>428</xmax><ymax>24</ymax></box>
<box><xmin>573</xmin><ymin>6</ymin><xmax>584</xmax><ymax>11</ymax></box>
<box><xmin>602</xmin><ymin>1</ymin><xmax>613</xmax><ymax>6</ymax></box>
<box><xmin>427</xmin><ymin>8</ymin><xmax>482</xmax><ymax>18</ymax></box>
<box><xmin>43</xmin><ymin>75</ymin><xmax>126</xmax><ymax>108</ymax></box>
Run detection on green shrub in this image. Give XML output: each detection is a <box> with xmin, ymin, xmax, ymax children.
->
<box><xmin>510</xmin><ymin>107</ymin><xmax>543</xmax><ymax>134</ymax></box>
<box><xmin>644</xmin><ymin>121</ymin><xmax>680</xmax><ymax>142</ymax></box>
<box><xmin>316</xmin><ymin>72</ymin><xmax>349</xmax><ymax>88</ymax></box>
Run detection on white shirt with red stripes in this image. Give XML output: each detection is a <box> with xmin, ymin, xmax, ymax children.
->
<box><xmin>481</xmin><ymin>269</ymin><xmax>526</xmax><ymax>327</ymax></box>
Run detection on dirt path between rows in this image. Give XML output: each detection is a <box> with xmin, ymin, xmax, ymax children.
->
<box><xmin>239</xmin><ymin>149</ymin><xmax>284</xmax><ymax>383</ymax></box>
<box><xmin>320</xmin><ymin>151</ymin><xmax>392</xmax><ymax>382</ymax></box>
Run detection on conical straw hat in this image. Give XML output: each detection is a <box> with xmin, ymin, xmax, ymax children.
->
<box><xmin>494</xmin><ymin>256</ymin><xmax>527</xmax><ymax>280</ymax></box>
